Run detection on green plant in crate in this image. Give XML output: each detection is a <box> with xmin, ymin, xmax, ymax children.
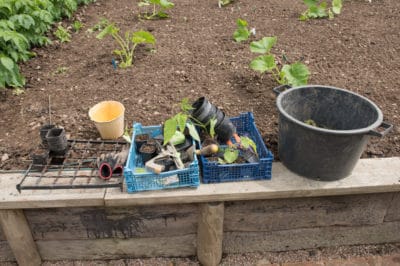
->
<box><xmin>96</xmin><ymin>22</ymin><xmax>156</xmax><ymax>68</ymax></box>
<box><xmin>138</xmin><ymin>0</ymin><xmax>174</xmax><ymax>20</ymax></box>
<box><xmin>55</xmin><ymin>25</ymin><xmax>71</xmax><ymax>42</ymax></box>
<box><xmin>250</xmin><ymin>36</ymin><xmax>310</xmax><ymax>87</ymax></box>
<box><xmin>300</xmin><ymin>0</ymin><xmax>342</xmax><ymax>21</ymax></box>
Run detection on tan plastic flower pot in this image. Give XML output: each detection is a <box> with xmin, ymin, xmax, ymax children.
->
<box><xmin>88</xmin><ymin>101</ymin><xmax>125</xmax><ymax>139</ymax></box>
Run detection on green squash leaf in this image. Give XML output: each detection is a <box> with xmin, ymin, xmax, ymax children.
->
<box><xmin>250</xmin><ymin>54</ymin><xmax>276</xmax><ymax>73</ymax></box>
<box><xmin>132</xmin><ymin>30</ymin><xmax>155</xmax><ymax>44</ymax></box>
<box><xmin>163</xmin><ymin>118</ymin><xmax>178</xmax><ymax>145</ymax></box>
<box><xmin>250</xmin><ymin>36</ymin><xmax>277</xmax><ymax>54</ymax></box>
<box><xmin>224</xmin><ymin>148</ymin><xmax>239</xmax><ymax>164</ymax></box>
<box><xmin>281</xmin><ymin>63</ymin><xmax>310</xmax><ymax>87</ymax></box>
<box><xmin>186</xmin><ymin>123</ymin><xmax>200</xmax><ymax>142</ymax></box>
<box><xmin>332</xmin><ymin>0</ymin><xmax>342</xmax><ymax>14</ymax></box>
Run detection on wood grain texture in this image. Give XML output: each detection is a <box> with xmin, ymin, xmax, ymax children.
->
<box><xmin>197</xmin><ymin>203</ymin><xmax>224</xmax><ymax>266</ymax></box>
<box><xmin>105</xmin><ymin>158</ymin><xmax>400</xmax><ymax>207</ymax></box>
<box><xmin>36</xmin><ymin>235</ymin><xmax>196</xmax><ymax>260</ymax></box>
<box><xmin>224</xmin><ymin>193</ymin><xmax>393</xmax><ymax>232</ymax></box>
<box><xmin>25</xmin><ymin>205</ymin><xmax>198</xmax><ymax>240</ymax></box>
<box><xmin>0</xmin><ymin>209</ymin><xmax>41</xmax><ymax>266</ymax></box>
<box><xmin>223</xmin><ymin>221</ymin><xmax>400</xmax><ymax>253</ymax></box>
<box><xmin>0</xmin><ymin>224</ymin><xmax>5</xmax><ymax>241</ymax></box>
<box><xmin>0</xmin><ymin>173</ymin><xmax>105</xmax><ymax>209</ymax></box>
<box><xmin>384</xmin><ymin>192</ymin><xmax>400</xmax><ymax>222</ymax></box>
<box><xmin>0</xmin><ymin>241</ymin><xmax>14</xmax><ymax>262</ymax></box>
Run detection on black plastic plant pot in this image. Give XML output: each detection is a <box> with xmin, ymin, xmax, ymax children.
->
<box><xmin>40</xmin><ymin>124</ymin><xmax>55</xmax><ymax>146</ymax></box>
<box><xmin>242</xmin><ymin>149</ymin><xmax>259</xmax><ymax>163</ymax></box>
<box><xmin>191</xmin><ymin>97</ymin><xmax>221</xmax><ymax>124</ymax></box>
<box><xmin>46</xmin><ymin>128</ymin><xmax>68</xmax><ymax>152</ymax></box>
<box><xmin>31</xmin><ymin>149</ymin><xmax>49</xmax><ymax>165</ymax></box>
<box><xmin>215</xmin><ymin>115</ymin><xmax>236</xmax><ymax>143</ymax></box>
<box><xmin>134</xmin><ymin>134</ymin><xmax>149</xmax><ymax>153</ymax></box>
<box><xmin>275</xmin><ymin>85</ymin><xmax>393</xmax><ymax>181</ymax></box>
<box><xmin>139</xmin><ymin>143</ymin><xmax>157</xmax><ymax>163</ymax></box>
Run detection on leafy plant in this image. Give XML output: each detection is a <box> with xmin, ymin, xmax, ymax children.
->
<box><xmin>55</xmin><ymin>25</ymin><xmax>71</xmax><ymax>42</ymax></box>
<box><xmin>96</xmin><ymin>22</ymin><xmax>156</xmax><ymax>68</ymax></box>
<box><xmin>163</xmin><ymin>98</ymin><xmax>200</xmax><ymax>145</ymax></box>
<box><xmin>138</xmin><ymin>0</ymin><xmax>174</xmax><ymax>20</ymax></box>
<box><xmin>300</xmin><ymin>0</ymin><xmax>342</xmax><ymax>21</ymax></box>
<box><xmin>233</xmin><ymin>18</ymin><xmax>254</xmax><ymax>43</ymax></box>
<box><xmin>218</xmin><ymin>136</ymin><xmax>258</xmax><ymax>164</ymax></box>
<box><xmin>250</xmin><ymin>36</ymin><xmax>310</xmax><ymax>87</ymax></box>
<box><xmin>72</xmin><ymin>21</ymin><xmax>83</xmax><ymax>32</ymax></box>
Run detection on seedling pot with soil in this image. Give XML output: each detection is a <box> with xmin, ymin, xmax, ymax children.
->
<box><xmin>40</xmin><ymin>124</ymin><xmax>55</xmax><ymax>146</ymax></box>
<box><xmin>275</xmin><ymin>85</ymin><xmax>393</xmax><ymax>181</ymax></box>
<box><xmin>139</xmin><ymin>143</ymin><xmax>157</xmax><ymax>163</ymax></box>
<box><xmin>46</xmin><ymin>128</ymin><xmax>68</xmax><ymax>152</ymax></box>
<box><xmin>134</xmin><ymin>134</ymin><xmax>150</xmax><ymax>152</ymax></box>
<box><xmin>31</xmin><ymin>148</ymin><xmax>49</xmax><ymax>167</ymax></box>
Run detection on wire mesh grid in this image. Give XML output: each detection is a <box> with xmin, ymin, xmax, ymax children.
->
<box><xmin>17</xmin><ymin>139</ymin><xmax>128</xmax><ymax>192</ymax></box>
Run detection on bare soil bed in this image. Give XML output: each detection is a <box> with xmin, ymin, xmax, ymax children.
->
<box><xmin>0</xmin><ymin>0</ymin><xmax>399</xmax><ymax>170</ymax></box>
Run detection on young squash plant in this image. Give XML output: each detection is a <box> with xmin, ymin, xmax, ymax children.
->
<box><xmin>96</xmin><ymin>22</ymin><xmax>155</xmax><ymax>68</ymax></box>
<box><xmin>55</xmin><ymin>25</ymin><xmax>71</xmax><ymax>42</ymax></box>
<box><xmin>138</xmin><ymin>0</ymin><xmax>174</xmax><ymax>20</ymax></box>
<box><xmin>233</xmin><ymin>18</ymin><xmax>255</xmax><ymax>43</ymax></box>
<box><xmin>300</xmin><ymin>0</ymin><xmax>342</xmax><ymax>21</ymax></box>
<box><xmin>250</xmin><ymin>36</ymin><xmax>310</xmax><ymax>87</ymax></box>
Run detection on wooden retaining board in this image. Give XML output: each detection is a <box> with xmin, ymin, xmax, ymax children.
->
<box><xmin>24</xmin><ymin>205</ymin><xmax>198</xmax><ymax>240</ymax></box>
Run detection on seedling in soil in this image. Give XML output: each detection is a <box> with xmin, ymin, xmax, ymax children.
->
<box><xmin>249</xmin><ymin>36</ymin><xmax>310</xmax><ymax>87</ymax></box>
<box><xmin>138</xmin><ymin>0</ymin><xmax>175</xmax><ymax>20</ymax></box>
<box><xmin>72</xmin><ymin>21</ymin><xmax>83</xmax><ymax>32</ymax></box>
<box><xmin>299</xmin><ymin>0</ymin><xmax>342</xmax><ymax>21</ymax></box>
<box><xmin>233</xmin><ymin>18</ymin><xmax>255</xmax><ymax>43</ymax></box>
<box><xmin>96</xmin><ymin>22</ymin><xmax>156</xmax><ymax>68</ymax></box>
<box><xmin>218</xmin><ymin>0</ymin><xmax>235</xmax><ymax>8</ymax></box>
<box><xmin>55</xmin><ymin>26</ymin><xmax>71</xmax><ymax>42</ymax></box>
<box><xmin>53</xmin><ymin>66</ymin><xmax>68</xmax><ymax>75</ymax></box>
<box><xmin>87</xmin><ymin>18</ymin><xmax>110</xmax><ymax>33</ymax></box>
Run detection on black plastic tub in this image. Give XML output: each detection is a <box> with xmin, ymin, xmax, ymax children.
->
<box><xmin>275</xmin><ymin>85</ymin><xmax>392</xmax><ymax>181</ymax></box>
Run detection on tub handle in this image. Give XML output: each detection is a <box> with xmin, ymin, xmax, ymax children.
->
<box><xmin>368</xmin><ymin>122</ymin><xmax>393</xmax><ymax>137</ymax></box>
<box><xmin>273</xmin><ymin>84</ymin><xmax>292</xmax><ymax>95</ymax></box>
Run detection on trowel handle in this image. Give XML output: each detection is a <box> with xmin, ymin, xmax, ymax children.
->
<box><xmin>196</xmin><ymin>144</ymin><xmax>219</xmax><ymax>156</ymax></box>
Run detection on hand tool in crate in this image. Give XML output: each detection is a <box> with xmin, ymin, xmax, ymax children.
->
<box><xmin>145</xmin><ymin>142</ymin><xmax>184</xmax><ymax>174</ymax></box>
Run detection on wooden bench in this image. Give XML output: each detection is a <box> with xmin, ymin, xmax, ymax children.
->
<box><xmin>1</xmin><ymin>158</ymin><xmax>400</xmax><ymax>266</ymax></box>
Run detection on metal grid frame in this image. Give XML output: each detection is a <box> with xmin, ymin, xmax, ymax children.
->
<box><xmin>16</xmin><ymin>139</ymin><xmax>128</xmax><ymax>192</ymax></box>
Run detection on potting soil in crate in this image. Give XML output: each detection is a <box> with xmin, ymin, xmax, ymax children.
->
<box><xmin>200</xmin><ymin>112</ymin><xmax>274</xmax><ymax>183</ymax></box>
<box><xmin>124</xmin><ymin>123</ymin><xmax>200</xmax><ymax>193</ymax></box>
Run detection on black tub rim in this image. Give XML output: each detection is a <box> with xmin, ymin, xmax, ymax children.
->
<box><xmin>276</xmin><ymin>85</ymin><xmax>383</xmax><ymax>136</ymax></box>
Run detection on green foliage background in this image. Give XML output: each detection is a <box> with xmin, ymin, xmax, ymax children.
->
<box><xmin>0</xmin><ymin>0</ymin><xmax>95</xmax><ymax>89</ymax></box>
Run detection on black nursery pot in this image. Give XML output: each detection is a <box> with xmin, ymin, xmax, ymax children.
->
<box><xmin>46</xmin><ymin>128</ymin><xmax>68</xmax><ymax>152</ymax></box>
<box><xmin>40</xmin><ymin>124</ymin><xmax>55</xmax><ymax>146</ymax></box>
<box><xmin>31</xmin><ymin>149</ymin><xmax>49</xmax><ymax>165</ymax></box>
<box><xmin>139</xmin><ymin>143</ymin><xmax>157</xmax><ymax>163</ymax></box>
<box><xmin>134</xmin><ymin>134</ymin><xmax>150</xmax><ymax>153</ymax></box>
<box><xmin>214</xmin><ymin>113</ymin><xmax>236</xmax><ymax>143</ymax></box>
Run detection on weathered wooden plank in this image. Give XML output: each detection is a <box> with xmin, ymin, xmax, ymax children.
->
<box><xmin>105</xmin><ymin>158</ymin><xmax>400</xmax><ymax>207</ymax></box>
<box><xmin>0</xmin><ymin>241</ymin><xmax>15</xmax><ymax>262</ymax></box>
<box><xmin>384</xmin><ymin>192</ymin><xmax>400</xmax><ymax>222</ymax></box>
<box><xmin>0</xmin><ymin>224</ymin><xmax>5</xmax><ymax>240</ymax></box>
<box><xmin>0</xmin><ymin>209</ymin><xmax>41</xmax><ymax>266</ymax></box>
<box><xmin>25</xmin><ymin>205</ymin><xmax>198</xmax><ymax>240</ymax></box>
<box><xmin>224</xmin><ymin>193</ymin><xmax>393</xmax><ymax>232</ymax></box>
<box><xmin>197</xmin><ymin>203</ymin><xmax>224</xmax><ymax>266</ymax></box>
<box><xmin>36</xmin><ymin>235</ymin><xmax>196</xmax><ymax>260</ymax></box>
<box><xmin>223</xmin><ymin>221</ymin><xmax>400</xmax><ymax>253</ymax></box>
<box><xmin>0</xmin><ymin>173</ymin><xmax>105</xmax><ymax>209</ymax></box>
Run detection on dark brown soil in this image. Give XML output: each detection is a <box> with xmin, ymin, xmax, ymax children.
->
<box><xmin>1</xmin><ymin>0</ymin><xmax>399</xmax><ymax>170</ymax></box>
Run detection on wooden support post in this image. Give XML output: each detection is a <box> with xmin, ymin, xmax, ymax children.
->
<box><xmin>197</xmin><ymin>202</ymin><xmax>224</xmax><ymax>266</ymax></box>
<box><xmin>0</xmin><ymin>209</ymin><xmax>41</xmax><ymax>266</ymax></box>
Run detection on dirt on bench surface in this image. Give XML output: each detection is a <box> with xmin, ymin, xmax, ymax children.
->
<box><xmin>1</xmin><ymin>0</ymin><xmax>399</xmax><ymax>170</ymax></box>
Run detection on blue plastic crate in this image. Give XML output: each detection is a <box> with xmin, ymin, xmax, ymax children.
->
<box><xmin>124</xmin><ymin>123</ymin><xmax>200</xmax><ymax>193</ymax></box>
<box><xmin>200</xmin><ymin>112</ymin><xmax>274</xmax><ymax>183</ymax></box>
